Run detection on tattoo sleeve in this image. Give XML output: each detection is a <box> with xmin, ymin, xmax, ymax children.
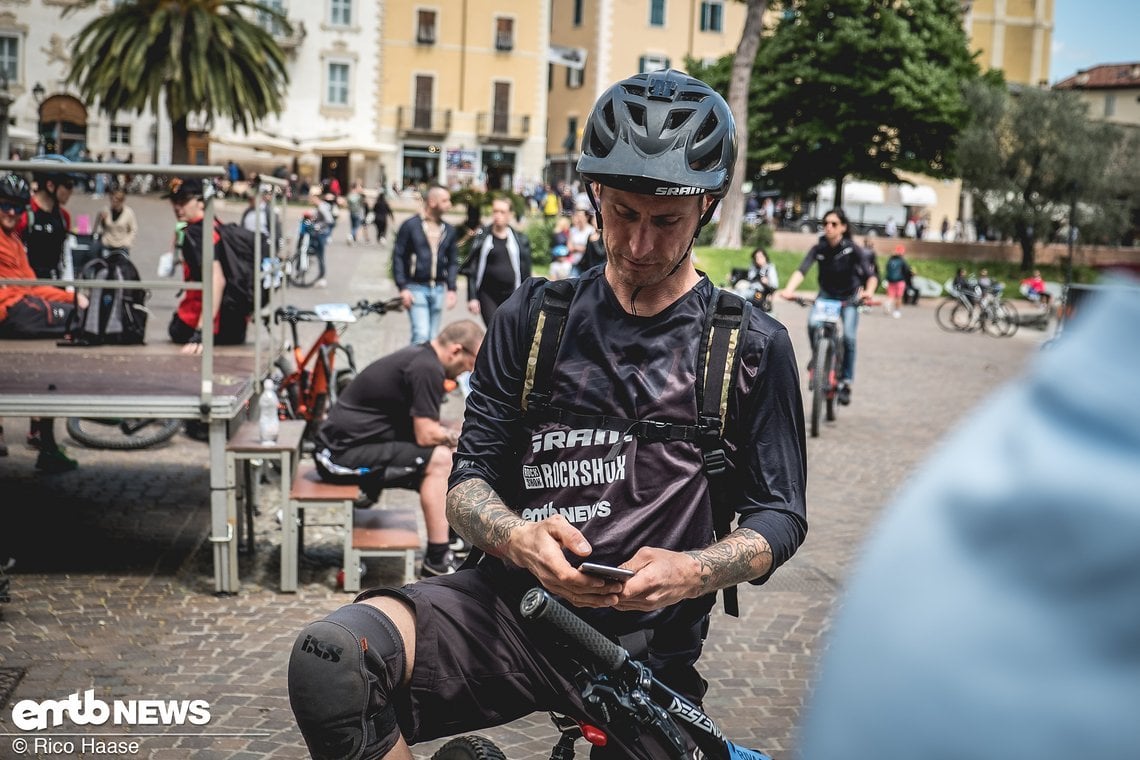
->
<box><xmin>684</xmin><ymin>527</ymin><xmax>773</xmax><ymax>594</ymax></box>
<box><xmin>446</xmin><ymin>478</ymin><xmax>526</xmax><ymax>558</ymax></box>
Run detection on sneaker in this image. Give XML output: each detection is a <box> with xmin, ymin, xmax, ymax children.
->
<box><xmin>352</xmin><ymin>491</ymin><xmax>378</xmax><ymax>509</ymax></box>
<box><xmin>892</xmin><ymin>310</ymin><xmax>901</xmax><ymax>319</ymax></box>
<box><xmin>35</xmin><ymin>447</ymin><xmax>79</xmax><ymax>474</ymax></box>
<box><xmin>315</xmin><ymin>278</ymin><xmax>328</xmax><ymax>289</ymax></box>
<box><xmin>837</xmin><ymin>383</ymin><xmax>852</xmax><ymax>406</ymax></box>
<box><xmin>420</xmin><ymin>550</ymin><xmax>461</xmax><ymax>578</ymax></box>
<box><xmin>448</xmin><ymin>535</ymin><xmax>472</xmax><ymax>558</ymax></box>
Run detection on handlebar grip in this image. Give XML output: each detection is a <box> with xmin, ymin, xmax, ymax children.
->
<box><xmin>519</xmin><ymin>588</ymin><xmax>629</xmax><ymax>673</ymax></box>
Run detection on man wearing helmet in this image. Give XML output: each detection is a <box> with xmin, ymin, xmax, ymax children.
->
<box><xmin>0</xmin><ymin>172</ymin><xmax>88</xmax><ymax>472</ymax></box>
<box><xmin>288</xmin><ymin>71</ymin><xmax>806</xmax><ymax>760</ymax></box>
<box><xmin>15</xmin><ymin>155</ymin><xmax>77</xmax><ymax>281</ymax></box>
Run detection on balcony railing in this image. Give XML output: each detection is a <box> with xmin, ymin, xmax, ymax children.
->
<box><xmin>476</xmin><ymin>112</ymin><xmax>530</xmax><ymax>142</ymax></box>
<box><xmin>397</xmin><ymin>106</ymin><xmax>452</xmax><ymax>136</ymax></box>
<box><xmin>495</xmin><ymin>33</ymin><xmax>514</xmax><ymax>52</ymax></box>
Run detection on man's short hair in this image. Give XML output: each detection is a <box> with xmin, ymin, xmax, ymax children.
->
<box><xmin>437</xmin><ymin>320</ymin><xmax>485</xmax><ymax>354</ymax></box>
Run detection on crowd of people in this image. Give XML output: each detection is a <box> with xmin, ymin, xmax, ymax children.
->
<box><xmin>3</xmin><ymin>67</ymin><xmax>1130</xmax><ymax>760</ymax></box>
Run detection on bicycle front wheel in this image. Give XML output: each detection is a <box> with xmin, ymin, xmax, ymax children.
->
<box><xmin>66</xmin><ymin>417</ymin><xmax>183</xmax><ymax>450</ymax></box>
<box><xmin>934</xmin><ymin>299</ymin><xmax>961</xmax><ymax>332</ymax></box>
<box><xmin>288</xmin><ymin>245</ymin><xmax>321</xmax><ymax>288</ymax></box>
<box><xmin>430</xmin><ymin>736</ymin><xmax>506</xmax><ymax>760</ymax></box>
<box><xmin>810</xmin><ymin>334</ymin><xmax>831</xmax><ymax>438</ymax></box>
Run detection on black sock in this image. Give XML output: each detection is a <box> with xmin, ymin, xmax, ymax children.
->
<box><xmin>32</xmin><ymin>419</ymin><xmax>57</xmax><ymax>448</ymax></box>
<box><xmin>426</xmin><ymin>542</ymin><xmax>450</xmax><ymax>563</ymax></box>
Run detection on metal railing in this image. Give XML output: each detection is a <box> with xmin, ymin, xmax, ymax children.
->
<box><xmin>0</xmin><ymin>160</ymin><xmax>286</xmax><ymax>418</ymax></box>
<box><xmin>397</xmin><ymin>106</ymin><xmax>451</xmax><ymax>136</ymax></box>
<box><xmin>476</xmin><ymin>112</ymin><xmax>530</xmax><ymax>141</ymax></box>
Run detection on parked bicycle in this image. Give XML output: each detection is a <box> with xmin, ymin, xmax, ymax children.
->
<box><xmin>286</xmin><ymin>213</ymin><xmax>327</xmax><ymax>288</ymax></box>
<box><xmin>271</xmin><ymin>297</ymin><xmax>403</xmax><ymax>439</ymax></box>
<box><xmin>935</xmin><ymin>280</ymin><xmax>1019</xmax><ymax>337</ymax></box>
<box><xmin>796</xmin><ymin>296</ymin><xmax>849</xmax><ymax>438</ymax></box>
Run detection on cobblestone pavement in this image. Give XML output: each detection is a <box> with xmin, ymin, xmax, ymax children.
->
<box><xmin>0</xmin><ymin>194</ymin><xmax>1045</xmax><ymax>758</ymax></box>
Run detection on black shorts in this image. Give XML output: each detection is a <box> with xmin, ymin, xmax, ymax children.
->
<box><xmin>356</xmin><ymin>567</ymin><xmax>707</xmax><ymax>758</ymax></box>
<box><xmin>314</xmin><ymin>441</ymin><xmax>433</xmax><ymax>498</ymax></box>
<box><xmin>168</xmin><ymin>311</ymin><xmax>248</xmax><ymax>345</ymax></box>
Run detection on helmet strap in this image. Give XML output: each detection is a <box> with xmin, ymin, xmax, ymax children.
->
<box><xmin>585</xmin><ymin>182</ymin><xmax>603</xmax><ymax>230</ymax></box>
<box><xmin>695</xmin><ymin>199</ymin><xmax>719</xmax><ymax>240</ymax></box>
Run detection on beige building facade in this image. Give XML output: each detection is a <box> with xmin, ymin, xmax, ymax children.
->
<box><xmin>546</xmin><ymin>0</ymin><xmax>748</xmax><ymax>183</ymax></box>
<box><xmin>964</xmin><ymin>0</ymin><xmax>1054</xmax><ymax>88</ymax></box>
<box><xmin>1054</xmin><ymin>63</ymin><xmax>1140</xmax><ymax>128</ymax></box>
<box><xmin>376</xmin><ymin>2</ymin><xmax>550</xmax><ymax>193</ymax></box>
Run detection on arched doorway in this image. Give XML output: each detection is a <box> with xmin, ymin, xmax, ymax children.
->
<box><xmin>37</xmin><ymin>94</ymin><xmax>88</xmax><ymax>158</ymax></box>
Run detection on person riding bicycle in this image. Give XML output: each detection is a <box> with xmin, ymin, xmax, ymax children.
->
<box><xmin>288</xmin><ymin>69</ymin><xmax>807</xmax><ymax>760</ymax></box>
<box><xmin>779</xmin><ymin>208</ymin><xmax>878</xmax><ymax>406</ymax></box>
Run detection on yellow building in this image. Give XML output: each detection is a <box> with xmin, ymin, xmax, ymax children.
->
<box><xmin>377</xmin><ymin>2</ymin><xmax>550</xmax><ymax>192</ymax></box>
<box><xmin>546</xmin><ymin>0</ymin><xmax>747</xmax><ymax>183</ymax></box>
<box><xmin>964</xmin><ymin>0</ymin><xmax>1053</xmax><ymax>87</ymax></box>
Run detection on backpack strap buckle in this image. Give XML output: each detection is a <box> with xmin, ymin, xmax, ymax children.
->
<box><xmin>702</xmin><ymin>447</ymin><xmax>727</xmax><ymax>477</ymax></box>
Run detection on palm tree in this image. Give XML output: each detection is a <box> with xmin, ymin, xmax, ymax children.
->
<box><xmin>713</xmin><ymin>0</ymin><xmax>768</xmax><ymax>250</ymax></box>
<box><xmin>65</xmin><ymin>0</ymin><xmax>290</xmax><ymax>165</ymax></box>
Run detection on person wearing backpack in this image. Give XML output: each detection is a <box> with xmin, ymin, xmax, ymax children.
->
<box><xmin>163</xmin><ymin>177</ymin><xmax>247</xmax><ymax>353</ymax></box>
<box><xmin>0</xmin><ymin>172</ymin><xmax>86</xmax><ymax>473</ymax></box>
<box><xmin>883</xmin><ymin>244</ymin><xmax>911</xmax><ymax>319</ymax></box>
<box><xmin>288</xmin><ymin>70</ymin><xmax>807</xmax><ymax>760</ymax></box>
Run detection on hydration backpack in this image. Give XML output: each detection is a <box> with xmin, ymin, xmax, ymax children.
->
<box><xmin>68</xmin><ymin>251</ymin><xmax>148</xmax><ymax>345</ymax></box>
<box><xmin>520</xmin><ymin>278</ymin><xmax>752</xmax><ymax>615</ymax></box>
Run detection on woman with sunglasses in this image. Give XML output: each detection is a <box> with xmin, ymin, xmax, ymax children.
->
<box><xmin>779</xmin><ymin>207</ymin><xmax>878</xmax><ymax>406</ymax></box>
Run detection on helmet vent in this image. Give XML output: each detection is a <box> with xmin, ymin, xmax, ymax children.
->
<box><xmin>627</xmin><ymin>103</ymin><xmax>647</xmax><ymax>127</ymax></box>
<box><xmin>678</xmin><ymin>91</ymin><xmax>706</xmax><ymax>103</ymax></box>
<box><xmin>665</xmin><ymin>109</ymin><xmax>693</xmax><ymax>131</ymax></box>
<box><xmin>622</xmin><ymin>83</ymin><xmax>646</xmax><ymax>98</ymax></box>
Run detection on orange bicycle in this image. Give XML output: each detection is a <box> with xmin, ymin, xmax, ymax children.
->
<box><xmin>271</xmin><ymin>297</ymin><xmax>403</xmax><ymax>438</ymax></box>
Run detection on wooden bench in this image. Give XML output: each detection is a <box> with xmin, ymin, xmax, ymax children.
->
<box><xmin>347</xmin><ymin>508</ymin><xmax>420</xmax><ymax>593</ymax></box>
<box><xmin>285</xmin><ymin>460</ymin><xmax>419</xmax><ymax>593</ymax></box>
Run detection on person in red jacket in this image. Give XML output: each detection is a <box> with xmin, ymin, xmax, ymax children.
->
<box><xmin>0</xmin><ymin>172</ymin><xmax>88</xmax><ymax>472</ymax></box>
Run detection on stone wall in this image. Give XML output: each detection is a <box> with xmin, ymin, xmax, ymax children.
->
<box><xmin>770</xmin><ymin>231</ymin><xmax>1140</xmax><ymax>270</ymax></box>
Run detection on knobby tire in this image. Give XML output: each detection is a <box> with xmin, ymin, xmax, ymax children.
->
<box><xmin>65</xmin><ymin>417</ymin><xmax>183</xmax><ymax>450</ymax></box>
<box><xmin>429</xmin><ymin>735</ymin><xmax>507</xmax><ymax>760</ymax></box>
<box><xmin>810</xmin><ymin>333</ymin><xmax>829</xmax><ymax>438</ymax></box>
<box><xmin>826</xmin><ymin>339</ymin><xmax>839</xmax><ymax>423</ymax></box>
<box><xmin>288</xmin><ymin>240</ymin><xmax>322</xmax><ymax>288</ymax></box>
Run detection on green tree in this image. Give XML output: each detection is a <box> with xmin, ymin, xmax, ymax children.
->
<box><xmin>697</xmin><ymin>0</ymin><xmax>980</xmax><ymax>207</ymax></box>
<box><xmin>65</xmin><ymin>0</ymin><xmax>290</xmax><ymax>165</ymax></box>
<box><xmin>957</xmin><ymin>80</ymin><xmax>1133</xmax><ymax>270</ymax></box>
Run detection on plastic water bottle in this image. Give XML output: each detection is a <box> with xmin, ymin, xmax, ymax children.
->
<box><xmin>258</xmin><ymin>378</ymin><xmax>279</xmax><ymax>444</ymax></box>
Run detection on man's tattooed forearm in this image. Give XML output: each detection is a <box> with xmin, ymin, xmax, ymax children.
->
<box><xmin>684</xmin><ymin>528</ymin><xmax>773</xmax><ymax>592</ymax></box>
<box><xmin>446</xmin><ymin>479</ymin><xmax>526</xmax><ymax>556</ymax></box>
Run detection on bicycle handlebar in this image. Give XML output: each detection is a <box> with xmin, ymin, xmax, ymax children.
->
<box><xmin>273</xmin><ymin>297</ymin><xmax>404</xmax><ymax>324</ymax></box>
<box><xmin>519</xmin><ymin>588</ymin><xmax>630</xmax><ymax>674</ymax></box>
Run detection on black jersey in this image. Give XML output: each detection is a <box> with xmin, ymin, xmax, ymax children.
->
<box><xmin>797</xmin><ymin>236</ymin><xmax>877</xmax><ymax>299</ymax></box>
<box><xmin>451</xmin><ymin>268</ymin><xmax>807</xmax><ymax>636</ymax></box>
<box><xmin>317</xmin><ymin>343</ymin><xmax>444</xmax><ymax>452</ymax></box>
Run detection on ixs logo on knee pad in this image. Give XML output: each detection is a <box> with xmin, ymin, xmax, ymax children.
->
<box><xmin>11</xmin><ymin>689</ymin><xmax>211</xmax><ymax>731</ymax></box>
<box><xmin>299</xmin><ymin>634</ymin><xmax>343</xmax><ymax>663</ymax></box>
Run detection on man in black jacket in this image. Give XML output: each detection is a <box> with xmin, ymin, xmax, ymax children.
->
<box><xmin>392</xmin><ymin>185</ymin><xmax>459</xmax><ymax>344</ymax></box>
<box><xmin>463</xmin><ymin>197</ymin><xmax>532</xmax><ymax>327</ymax></box>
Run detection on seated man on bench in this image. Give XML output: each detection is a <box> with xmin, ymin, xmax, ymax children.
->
<box><xmin>0</xmin><ymin>172</ymin><xmax>89</xmax><ymax>472</ymax></box>
<box><xmin>313</xmin><ymin>320</ymin><xmax>484</xmax><ymax>578</ymax></box>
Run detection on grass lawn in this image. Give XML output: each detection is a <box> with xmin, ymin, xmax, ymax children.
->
<box><xmin>531</xmin><ymin>245</ymin><xmax>1097</xmax><ymax>301</ymax></box>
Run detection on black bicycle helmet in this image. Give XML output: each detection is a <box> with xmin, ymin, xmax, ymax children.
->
<box><xmin>0</xmin><ymin>173</ymin><xmax>31</xmax><ymax>204</ymax></box>
<box><xmin>577</xmin><ymin>69</ymin><xmax>736</xmax><ymax>198</ymax></box>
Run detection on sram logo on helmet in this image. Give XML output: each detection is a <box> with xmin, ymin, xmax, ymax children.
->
<box><xmin>654</xmin><ymin>186</ymin><xmax>704</xmax><ymax>196</ymax></box>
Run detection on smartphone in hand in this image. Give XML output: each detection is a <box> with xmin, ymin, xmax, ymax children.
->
<box><xmin>579</xmin><ymin>562</ymin><xmax>636</xmax><ymax>581</ymax></box>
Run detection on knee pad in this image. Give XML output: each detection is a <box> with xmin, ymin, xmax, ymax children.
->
<box><xmin>288</xmin><ymin>603</ymin><xmax>406</xmax><ymax>760</ymax></box>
